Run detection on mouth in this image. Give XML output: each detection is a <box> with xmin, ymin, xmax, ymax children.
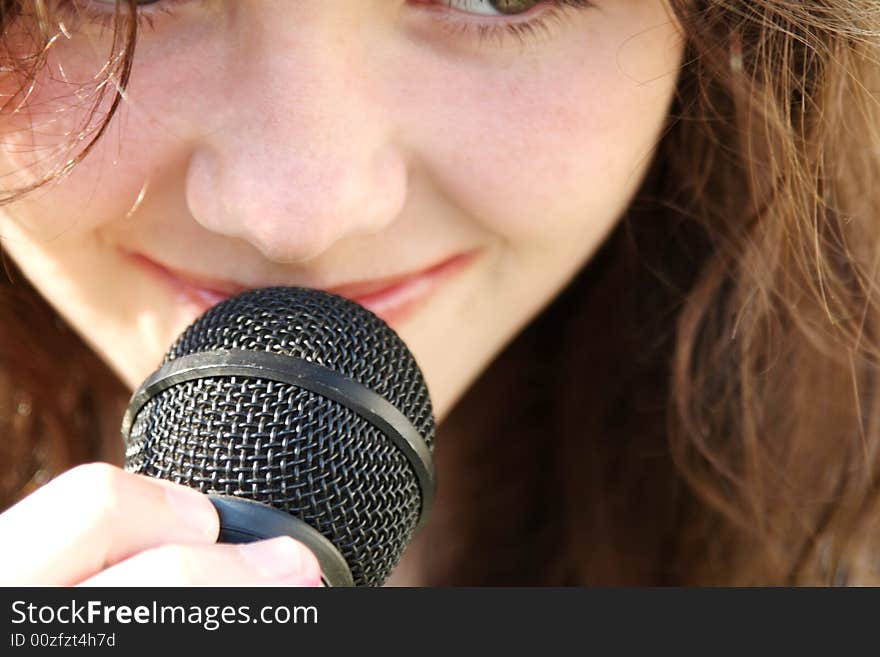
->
<box><xmin>124</xmin><ymin>248</ymin><xmax>480</xmax><ymax>327</ymax></box>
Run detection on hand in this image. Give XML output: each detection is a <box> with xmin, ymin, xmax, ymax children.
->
<box><xmin>0</xmin><ymin>462</ymin><xmax>322</xmax><ymax>586</ymax></box>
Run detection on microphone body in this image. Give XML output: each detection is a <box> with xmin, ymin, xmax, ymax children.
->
<box><xmin>120</xmin><ymin>287</ymin><xmax>435</xmax><ymax>587</ymax></box>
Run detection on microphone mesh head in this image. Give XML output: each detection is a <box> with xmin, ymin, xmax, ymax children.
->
<box><xmin>123</xmin><ymin>287</ymin><xmax>434</xmax><ymax>586</ymax></box>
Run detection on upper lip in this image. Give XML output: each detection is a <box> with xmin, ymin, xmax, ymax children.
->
<box><xmin>124</xmin><ymin>249</ymin><xmax>477</xmax><ymax>300</ymax></box>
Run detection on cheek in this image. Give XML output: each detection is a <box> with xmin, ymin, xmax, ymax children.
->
<box><xmin>0</xmin><ymin>22</ymin><xmax>210</xmax><ymax>238</ymax></box>
<box><xmin>407</xmin><ymin>13</ymin><xmax>683</xmax><ymax>249</ymax></box>
<box><xmin>0</xmin><ymin>120</ymin><xmax>180</xmax><ymax>240</ymax></box>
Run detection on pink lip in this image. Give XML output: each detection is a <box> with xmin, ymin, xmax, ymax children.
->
<box><xmin>125</xmin><ymin>249</ymin><xmax>479</xmax><ymax>327</ymax></box>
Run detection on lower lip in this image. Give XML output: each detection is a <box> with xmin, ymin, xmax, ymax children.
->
<box><xmin>338</xmin><ymin>252</ymin><xmax>478</xmax><ymax>326</ymax></box>
<box><xmin>128</xmin><ymin>250</ymin><xmax>479</xmax><ymax>327</ymax></box>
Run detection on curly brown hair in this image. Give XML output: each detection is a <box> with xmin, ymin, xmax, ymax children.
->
<box><xmin>1</xmin><ymin>0</ymin><xmax>879</xmax><ymax>585</ymax></box>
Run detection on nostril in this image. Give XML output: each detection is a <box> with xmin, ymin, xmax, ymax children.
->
<box><xmin>238</xmin><ymin>216</ymin><xmax>346</xmax><ymax>265</ymax></box>
<box><xmin>185</xmin><ymin>144</ymin><xmax>408</xmax><ymax>264</ymax></box>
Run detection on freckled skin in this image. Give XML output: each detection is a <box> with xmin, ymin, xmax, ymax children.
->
<box><xmin>0</xmin><ymin>1</ymin><xmax>683</xmax><ymax>424</ymax></box>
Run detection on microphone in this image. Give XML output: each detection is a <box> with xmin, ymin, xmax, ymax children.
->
<box><xmin>119</xmin><ymin>286</ymin><xmax>435</xmax><ymax>587</ymax></box>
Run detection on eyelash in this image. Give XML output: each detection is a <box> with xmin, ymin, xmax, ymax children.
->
<box><xmin>56</xmin><ymin>0</ymin><xmax>595</xmax><ymax>45</ymax></box>
<box><xmin>53</xmin><ymin>1</ymin><xmax>182</xmax><ymax>31</ymax></box>
<box><xmin>432</xmin><ymin>1</ymin><xmax>594</xmax><ymax>47</ymax></box>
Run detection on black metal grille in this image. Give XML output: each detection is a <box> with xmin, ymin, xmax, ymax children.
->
<box><xmin>123</xmin><ymin>287</ymin><xmax>434</xmax><ymax>586</ymax></box>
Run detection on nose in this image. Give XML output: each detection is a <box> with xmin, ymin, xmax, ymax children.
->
<box><xmin>183</xmin><ymin>12</ymin><xmax>407</xmax><ymax>264</ymax></box>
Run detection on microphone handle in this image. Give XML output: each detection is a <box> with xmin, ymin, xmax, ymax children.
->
<box><xmin>208</xmin><ymin>495</ymin><xmax>353</xmax><ymax>587</ymax></box>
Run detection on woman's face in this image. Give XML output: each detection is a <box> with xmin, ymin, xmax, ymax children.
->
<box><xmin>0</xmin><ymin>0</ymin><xmax>682</xmax><ymax>421</ymax></box>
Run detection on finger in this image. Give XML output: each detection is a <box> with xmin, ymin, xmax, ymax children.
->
<box><xmin>0</xmin><ymin>462</ymin><xmax>219</xmax><ymax>585</ymax></box>
<box><xmin>79</xmin><ymin>536</ymin><xmax>323</xmax><ymax>586</ymax></box>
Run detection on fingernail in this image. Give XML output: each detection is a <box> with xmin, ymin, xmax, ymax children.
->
<box><xmin>240</xmin><ymin>537</ymin><xmax>312</xmax><ymax>580</ymax></box>
<box><xmin>163</xmin><ymin>486</ymin><xmax>219</xmax><ymax>541</ymax></box>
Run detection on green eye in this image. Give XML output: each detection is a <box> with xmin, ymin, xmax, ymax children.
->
<box><xmin>446</xmin><ymin>0</ymin><xmax>542</xmax><ymax>17</ymax></box>
<box><xmin>488</xmin><ymin>0</ymin><xmax>542</xmax><ymax>14</ymax></box>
